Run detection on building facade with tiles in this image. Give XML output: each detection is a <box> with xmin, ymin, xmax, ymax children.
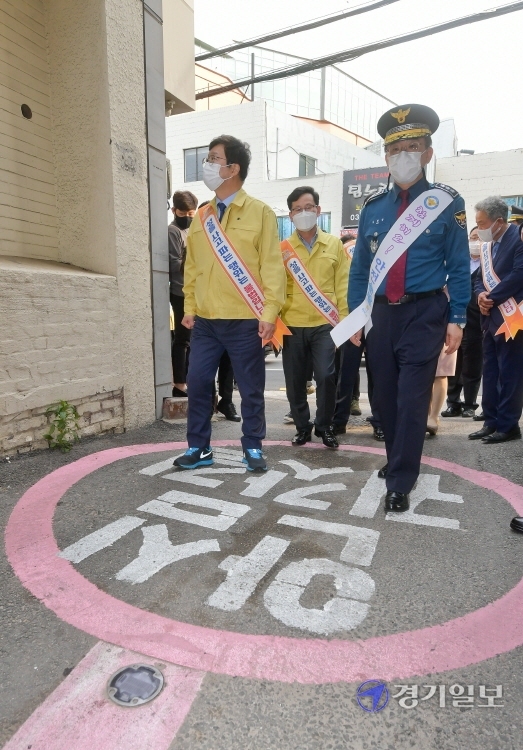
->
<box><xmin>0</xmin><ymin>0</ymin><xmax>195</xmax><ymax>456</ymax></box>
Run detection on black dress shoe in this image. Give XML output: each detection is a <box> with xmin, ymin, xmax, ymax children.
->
<box><xmin>469</xmin><ymin>425</ymin><xmax>496</xmax><ymax>440</ymax></box>
<box><xmin>373</xmin><ymin>426</ymin><xmax>385</xmax><ymax>441</ymax></box>
<box><xmin>314</xmin><ymin>428</ymin><xmax>339</xmax><ymax>449</ymax></box>
<box><xmin>482</xmin><ymin>427</ymin><xmax>522</xmax><ymax>444</ymax></box>
<box><xmin>384</xmin><ymin>490</ymin><xmax>410</xmax><ymax>512</ymax></box>
<box><xmin>377</xmin><ymin>463</ymin><xmax>388</xmax><ymax>478</ymax></box>
<box><xmin>292</xmin><ymin>428</ymin><xmax>312</xmax><ymax>446</ymax></box>
<box><xmin>216</xmin><ymin>401</ymin><xmax>241</xmax><ymax>422</ymax></box>
<box><xmin>172</xmin><ymin>386</ymin><xmax>188</xmax><ymax>397</ymax></box>
<box><xmin>441</xmin><ymin>405</ymin><xmax>462</xmax><ymax>417</ymax></box>
<box><xmin>330</xmin><ymin>423</ymin><xmax>347</xmax><ymax>435</ymax></box>
<box><xmin>461</xmin><ymin>407</ymin><xmax>476</xmax><ymax>418</ymax></box>
<box><xmin>510</xmin><ymin>517</ymin><xmax>523</xmax><ymax>533</ymax></box>
<box><xmin>473</xmin><ymin>412</ymin><xmax>485</xmax><ymax>421</ymax></box>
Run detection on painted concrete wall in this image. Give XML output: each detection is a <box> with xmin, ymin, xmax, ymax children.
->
<box><xmin>105</xmin><ymin>0</ymin><xmax>156</xmax><ymax>427</ymax></box>
<box><xmin>436</xmin><ymin>149</ymin><xmax>523</xmax><ymax>228</ymax></box>
<box><xmin>0</xmin><ymin>0</ymin><xmax>158</xmax><ymax>454</ymax></box>
<box><xmin>163</xmin><ymin>0</ymin><xmax>195</xmax><ymax>114</ymax></box>
<box><xmin>165</xmin><ymin>99</ymin><xmax>383</xmax><ymax>232</ymax></box>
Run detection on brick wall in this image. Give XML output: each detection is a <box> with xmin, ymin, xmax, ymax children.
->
<box><xmin>0</xmin><ymin>388</ymin><xmax>124</xmax><ymax>457</ymax></box>
<box><xmin>0</xmin><ymin>259</ymin><xmax>123</xmax><ymax>417</ymax></box>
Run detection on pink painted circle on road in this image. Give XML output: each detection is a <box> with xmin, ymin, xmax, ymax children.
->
<box><xmin>5</xmin><ymin>441</ymin><xmax>523</xmax><ymax>684</ymax></box>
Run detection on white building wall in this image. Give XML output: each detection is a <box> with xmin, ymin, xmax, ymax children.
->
<box><xmin>265</xmin><ymin>106</ymin><xmax>383</xmax><ymax>180</ymax></box>
<box><xmin>166</xmin><ymin>99</ymin><xmax>383</xmax><ymax>233</ymax></box>
<box><xmin>436</xmin><ymin>149</ymin><xmax>523</xmax><ymax>226</ymax></box>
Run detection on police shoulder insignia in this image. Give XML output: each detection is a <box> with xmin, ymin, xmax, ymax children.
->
<box><xmin>454</xmin><ymin>210</ymin><xmax>467</xmax><ymax>230</ymax></box>
<box><xmin>431</xmin><ymin>182</ymin><xmax>459</xmax><ymax>199</ymax></box>
<box><xmin>363</xmin><ymin>188</ymin><xmax>388</xmax><ymax>208</ymax></box>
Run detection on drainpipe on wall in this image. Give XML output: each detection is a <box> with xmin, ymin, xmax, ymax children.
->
<box><xmin>142</xmin><ymin>1</ymin><xmax>172</xmax><ymax>418</ymax></box>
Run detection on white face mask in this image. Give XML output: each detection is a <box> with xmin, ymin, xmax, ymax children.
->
<box><xmin>292</xmin><ymin>210</ymin><xmax>318</xmax><ymax>232</ymax></box>
<box><xmin>387</xmin><ymin>150</ymin><xmax>426</xmax><ymax>185</ymax></box>
<box><xmin>469</xmin><ymin>240</ymin><xmax>481</xmax><ymax>258</ymax></box>
<box><xmin>202</xmin><ymin>161</ymin><xmax>231</xmax><ymax>192</ymax></box>
<box><xmin>477</xmin><ymin>221</ymin><xmax>500</xmax><ymax>243</ymax></box>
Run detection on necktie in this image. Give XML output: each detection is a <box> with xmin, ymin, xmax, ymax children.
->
<box><xmin>217</xmin><ymin>202</ymin><xmax>226</xmax><ymax>222</ymax></box>
<box><xmin>385</xmin><ymin>189</ymin><xmax>410</xmax><ymax>303</ymax></box>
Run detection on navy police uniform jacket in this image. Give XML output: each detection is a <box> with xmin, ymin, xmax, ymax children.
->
<box><xmin>349</xmin><ymin>177</ymin><xmax>470</xmax><ymax>324</ymax></box>
<box><xmin>474</xmin><ymin>223</ymin><xmax>523</xmax><ymax>332</ymax></box>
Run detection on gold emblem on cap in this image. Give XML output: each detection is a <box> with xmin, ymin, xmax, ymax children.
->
<box><xmin>391</xmin><ymin>107</ymin><xmax>411</xmax><ymax>125</ymax></box>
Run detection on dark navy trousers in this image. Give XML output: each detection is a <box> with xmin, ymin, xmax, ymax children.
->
<box><xmin>366</xmin><ymin>293</ymin><xmax>448</xmax><ymax>494</ymax></box>
<box><xmin>482</xmin><ymin>327</ymin><xmax>523</xmax><ymax>433</ymax></box>
<box><xmin>333</xmin><ymin>335</ymin><xmax>381</xmax><ymax>428</ymax></box>
<box><xmin>187</xmin><ymin>317</ymin><xmax>265</xmax><ymax>450</ymax></box>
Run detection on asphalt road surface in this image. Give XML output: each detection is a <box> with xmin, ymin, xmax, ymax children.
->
<box><xmin>1</xmin><ymin>387</ymin><xmax>521</xmax><ymax>750</ymax></box>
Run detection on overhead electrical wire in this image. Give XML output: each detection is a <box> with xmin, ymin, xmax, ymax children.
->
<box><xmin>195</xmin><ymin>0</ymin><xmax>400</xmax><ymax>61</ymax></box>
<box><xmin>195</xmin><ymin>1</ymin><xmax>523</xmax><ymax>100</ymax></box>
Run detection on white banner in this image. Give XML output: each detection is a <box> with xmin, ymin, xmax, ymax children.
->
<box><xmin>330</xmin><ymin>188</ymin><xmax>453</xmax><ymax>347</ymax></box>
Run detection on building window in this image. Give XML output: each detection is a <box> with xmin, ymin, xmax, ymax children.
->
<box><xmin>299</xmin><ymin>153</ymin><xmax>317</xmax><ymax>177</ymax></box>
<box><xmin>184</xmin><ymin>146</ymin><xmax>208</xmax><ymax>182</ymax></box>
<box><xmin>503</xmin><ymin>195</ymin><xmax>523</xmax><ymax>208</ymax></box>
<box><xmin>277</xmin><ymin>213</ymin><xmax>331</xmax><ymax>241</ymax></box>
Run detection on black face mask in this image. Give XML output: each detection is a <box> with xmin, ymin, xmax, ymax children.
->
<box><xmin>174</xmin><ymin>215</ymin><xmax>192</xmax><ymax>230</ymax></box>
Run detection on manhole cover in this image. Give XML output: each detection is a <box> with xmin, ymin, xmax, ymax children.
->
<box><xmin>107</xmin><ymin>663</ymin><xmax>164</xmax><ymax>707</ymax></box>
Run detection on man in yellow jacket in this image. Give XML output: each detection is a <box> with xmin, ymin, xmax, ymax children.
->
<box><xmin>281</xmin><ymin>186</ymin><xmax>349</xmax><ymax>448</ymax></box>
<box><xmin>174</xmin><ymin>135</ymin><xmax>286</xmax><ymax>472</ymax></box>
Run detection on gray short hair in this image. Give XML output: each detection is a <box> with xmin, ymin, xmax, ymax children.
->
<box><xmin>474</xmin><ymin>196</ymin><xmax>509</xmax><ymax>222</ymax></box>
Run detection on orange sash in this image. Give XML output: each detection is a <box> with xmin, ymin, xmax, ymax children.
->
<box><xmin>280</xmin><ymin>240</ymin><xmax>339</xmax><ymax>326</ymax></box>
<box><xmin>199</xmin><ymin>204</ymin><xmax>290</xmax><ymax>349</ymax></box>
<box><xmin>480</xmin><ymin>241</ymin><xmax>523</xmax><ymax>340</ymax></box>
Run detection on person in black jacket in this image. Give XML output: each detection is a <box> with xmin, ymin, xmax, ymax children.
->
<box><xmin>169</xmin><ymin>190</ymin><xmax>198</xmax><ymax>397</ymax></box>
<box><xmin>469</xmin><ymin>196</ymin><xmax>523</xmax><ymax>444</ymax></box>
<box><xmin>442</xmin><ymin>226</ymin><xmax>484</xmax><ymax>418</ymax></box>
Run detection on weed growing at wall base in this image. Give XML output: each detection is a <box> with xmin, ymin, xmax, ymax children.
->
<box><xmin>44</xmin><ymin>401</ymin><xmax>80</xmax><ymax>453</ymax></box>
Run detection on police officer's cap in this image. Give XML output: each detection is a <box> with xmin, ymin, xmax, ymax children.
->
<box><xmin>509</xmin><ymin>205</ymin><xmax>523</xmax><ymax>223</ymax></box>
<box><xmin>377</xmin><ymin>104</ymin><xmax>440</xmax><ymax>146</ymax></box>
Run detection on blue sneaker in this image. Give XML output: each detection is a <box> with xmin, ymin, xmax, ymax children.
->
<box><xmin>242</xmin><ymin>448</ymin><xmax>267</xmax><ymax>472</ymax></box>
<box><xmin>173</xmin><ymin>447</ymin><xmax>214</xmax><ymax>469</ymax></box>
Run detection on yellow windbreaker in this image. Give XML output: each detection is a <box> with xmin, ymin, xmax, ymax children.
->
<box><xmin>280</xmin><ymin>229</ymin><xmax>349</xmax><ymax>328</ymax></box>
<box><xmin>183</xmin><ymin>189</ymin><xmax>286</xmax><ymax>323</ymax></box>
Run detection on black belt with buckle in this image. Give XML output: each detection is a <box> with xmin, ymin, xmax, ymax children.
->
<box><xmin>374</xmin><ymin>288</ymin><xmax>444</xmax><ymax>305</ymax></box>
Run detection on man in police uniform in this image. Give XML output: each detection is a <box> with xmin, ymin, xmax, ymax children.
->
<box><xmin>349</xmin><ymin>104</ymin><xmax>470</xmax><ymax>511</ymax></box>
<box><xmin>281</xmin><ymin>186</ymin><xmax>349</xmax><ymax>449</ymax></box>
<box><xmin>174</xmin><ymin>135</ymin><xmax>286</xmax><ymax>472</ymax></box>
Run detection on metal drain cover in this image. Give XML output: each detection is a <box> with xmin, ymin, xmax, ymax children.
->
<box><xmin>107</xmin><ymin>663</ymin><xmax>164</xmax><ymax>707</ymax></box>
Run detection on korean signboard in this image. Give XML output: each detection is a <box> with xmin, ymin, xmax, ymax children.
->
<box><xmin>342</xmin><ymin>168</ymin><xmax>389</xmax><ymax>227</ymax></box>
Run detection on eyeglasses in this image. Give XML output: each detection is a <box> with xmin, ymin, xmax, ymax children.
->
<box><xmin>290</xmin><ymin>204</ymin><xmax>318</xmax><ymax>215</ymax></box>
<box><xmin>202</xmin><ymin>155</ymin><xmax>231</xmax><ymax>166</ymax></box>
<box><xmin>386</xmin><ymin>141</ymin><xmax>425</xmax><ymax>156</ymax></box>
